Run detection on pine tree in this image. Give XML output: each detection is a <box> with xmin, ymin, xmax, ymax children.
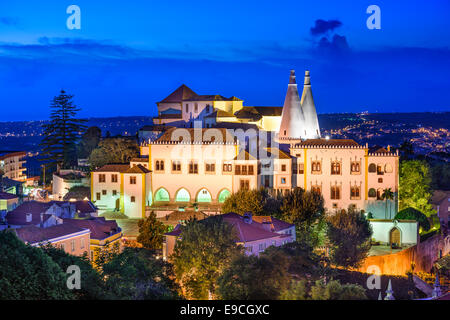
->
<box><xmin>39</xmin><ymin>90</ymin><xmax>87</xmax><ymax>170</ymax></box>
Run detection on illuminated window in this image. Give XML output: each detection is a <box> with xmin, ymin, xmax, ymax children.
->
<box><xmin>189</xmin><ymin>161</ymin><xmax>198</xmax><ymax>174</ymax></box>
<box><xmin>235</xmin><ymin>165</ymin><xmax>241</xmax><ymax>175</ymax></box>
<box><xmin>222</xmin><ymin>163</ymin><xmax>232</xmax><ymax>173</ymax></box>
<box><xmin>172</xmin><ymin>160</ymin><xmax>181</xmax><ymax>172</ymax></box>
<box><xmin>311</xmin><ymin>185</ymin><xmax>321</xmax><ymax>194</ymax></box>
<box><xmin>205</xmin><ymin>162</ymin><xmax>216</xmax><ymax>173</ymax></box>
<box><xmin>351</xmin><ymin>161</ymin><xmax>360</xmax><ymax>173</ymax></box>
<box><xmin>331</xmin><ymin>186</ymin><xmax>341</xmax><ymax>200</ymax></box>
<box><xmin>331</xmin><ymin>161</ymin><xmax>341</xmax><ymax>175</ymax></box>
<box><xmin>311</xmin><ymin>161</ymin><xmax>321</xmax><ymax>173</ymax></box>
<box><xmin>377</xmin><ymin>164</ymin><xmax>384</xmax><ymax>175</ymax></box>
<box><xmin>298</xmin><ymin>163</ymin><xmax>304</xmax><ymax>174</ymax></box>
<box><xmin>350</xmin><ymin>186</ymin><xmax>361</xmax><ymax>200</ymax></box>
<box><xmin>385</xmin><ymin>164</ymin><xmax>393</xmax><ymax>173</ymax></box>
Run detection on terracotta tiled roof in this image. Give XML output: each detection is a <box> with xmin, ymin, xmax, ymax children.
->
<box><xmin>165</xmin><ymin>212</ymin><xmax>294</xmax><ymax>243</ymax></box>
<box><xmin>94</xmin><ymin>164</ymin><xmax>130</xmax><ymax>173</ymax></box>
<box><xmin>294</xmin><ymin>139</ymin><xmax>360</xmax><ymax>147</ymax></box>
<box><xmin>15</xmin><ymin>224</ymin><xmax>89</xmax><ymax>244</ymax></box>
<box><xmin>63</xmin><ymin>217</ymin><xmax>121</xmax><ymax>241</ymax></box>
<box><xmin>0</xmin><ymin>192</ymin><xmax>18</xmax><ymax>200</ymax></box>
<box><xmin>74</xmin><ymin>201</ymin><xmax>97</xmax><ymax>215</ymax></box>
<box><xmin>125</xmin><ymin>164</ymin><xmax>151</xmax><ymax>174</ymax></box>
<box><xmin>158</xmin><ymin>84</ymin><xmax>198</xmax><ymax>103</ymax></box>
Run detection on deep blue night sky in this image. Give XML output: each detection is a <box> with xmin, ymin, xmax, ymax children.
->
<box><xmin>0</xmin><ymin>0</ymin><xmax>449</xmax><ymax>121</ymax></box>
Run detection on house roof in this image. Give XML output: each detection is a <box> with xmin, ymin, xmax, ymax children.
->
<box><xmin>125</xmin><ymin>164</ymin><xmax>151</xmax><ymax>174</ymax></box>
<box><xmin>431</xmin><ymin>190</ymin><xmax>450</xmax><ymax>205</ymax></box>
<box><xmin>264</xmin><ymin>148</ymin><xmax>292</xmax><ymax>159</ymax></box>
<box><xmin>186</xmin><ymin>95</ymin><xmax>242</xmax><ymax>102</ymax></box>
<box><xmin>93</xmin><ymin>164</ymin><xmax>130</xmax><ymax>173</ymax></box>
<box><xmin>63</xmin><ymin>217</ymin><xmax>121</xmax><ymax>241</ymax></box>
<box><xmin>6</xmin><ymin>201</ymin><xmax>57</xmax><ymax>225</ymax></box>
<box><xmin>0</xmin><ymin>191</ymin><xmax>18</xmax><ymax>200</ymax></box>
<box><xmin>0</xmin><ymin>151</ymin><xmax>26</xmax><ymax>160</ymax></box>
<box><xmin>15</xmin><ymin>224</ymin><xmax>89</xmax><ymax>244</ymax></box>
<box><xmin>293</xmin><ymin>139</ymin><xmax>360</xmax><ymax>148</ymax></box>
<box><xmin>233</xmin><ymin>150</ymin><xmax>257</xmax><ymax>161</ymax></box>
<box><xmin>73</xmin><ymin>200</ymin><xmax>98</xmax><ymax>215</ymax></box>
<box><xmin>165</xmin><ymin>212</ymin><xmax>294</xmax><ymax>243</ymax></box>
<box><xmin>158</xmin><ymin>84</ymin><xmax>198</xmax><ymax>104</ymax></box>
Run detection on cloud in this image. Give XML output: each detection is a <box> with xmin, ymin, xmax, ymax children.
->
<box><xmin>310</xmin><ymin>19</ymin><xmax>342</xmax><ymax>36</ymax></box>
<box><xmin>0</xmin><ymin>16</ymin><xmax>19</xmax><ymax>26</ymax></box>
<box><xmin>317</xmin><ymin>34</ymin><xmax>350</xmax><ymax>53</ymax></box>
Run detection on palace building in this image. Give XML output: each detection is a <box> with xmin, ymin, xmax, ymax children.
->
<box><xmin>92</xmin><ymin>70</ymin><xmax>399</xmax><ymax>219</ymax></box>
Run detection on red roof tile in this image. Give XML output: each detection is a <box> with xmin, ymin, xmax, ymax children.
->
<box><xmin>15</xmin><ymin>224</ymin><xmax>89</xmax><ymax>244</ymax></box>
<box><xmin>63</xmin><ymin>218</ymin><xmax>121</xmax><ymax>241</ymax></box>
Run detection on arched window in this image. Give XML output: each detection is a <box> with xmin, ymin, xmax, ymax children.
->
<box><xmin>385</xmin><ymin>163</ymin><xmax>393</xmax><ymax>173</ymax></box>
<box><xmin>368</xmin><ymin>163</ymin><xmax>376</xmax><ymax>172</ymax></box>
<box><xmin>350</xmin><ymin>186</ymin><xmax>360</xmax><ymax>199</ymax></box>
<box><xmin>331</xmin><ymin>186</ymin><xmax>341</xmax><ymax>200</ymax></box>
<box><xmin>197</xmin><ymin>188</ymin><xmax>212</xmax><ymax>203</ymax></box>
<box><xmin>154</xmin><ymin>188</ymin><xmax>170</xmax><ymax>202</ymax></box>
<box><xmin>377</xmin><ymin>188</ymin><xmax>384</xmax><ymax>200</ymax></box>
<box><xmin>175</xmin><ymin>188</ymin><xmax>190</xmax><ymax>202</ymax></box>
<box><xmin>218</xmin><ymin>189</ymin><xmax>231</xmax><ymax>203</ymax></box>
<box><xmin>368</xmin><ymin>188</ymin><xmax>376</xmax><ymax>198</ymax></box>
<box><xmin>377</xmin><ymin>164</ymin><xmax>383</xmax><ymax>175</ymax></box>
<box><xmin>311</xmin><ymin>185</ymin><xmax>321</xmax><ymax>194</ymax></box>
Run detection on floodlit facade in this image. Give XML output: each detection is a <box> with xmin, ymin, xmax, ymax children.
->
<box><xmin>94</xmin><ymin>70</ymin><xmax>399</xmax><ymax>219</ymax></box>
<box><xmin>0</xmin><ymin>151</ymin><xmax>27</xmax><ymax>182</ymax></box>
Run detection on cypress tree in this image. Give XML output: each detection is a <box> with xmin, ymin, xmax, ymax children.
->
<box><xmin>39</xmin><ymin>90</ymin><xmax>87</xmax><ymax>170</ymax></box>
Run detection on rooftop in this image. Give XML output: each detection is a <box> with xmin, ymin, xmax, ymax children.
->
<box><xmin>15</xmin><ymin>224</ymin><xmax>89</xmax><ymax>244</ymax></box>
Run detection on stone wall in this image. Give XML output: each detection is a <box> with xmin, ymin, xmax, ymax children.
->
<box><xmin>358</xmin><ymin>234</ymin><xmax>450</xmax><ymax>275</ymax></box>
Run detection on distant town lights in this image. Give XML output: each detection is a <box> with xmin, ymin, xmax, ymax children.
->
<box><xmin>325</xmin><ymin>135</ymin><xmax>330</xmax><ymax>140</ymax></box>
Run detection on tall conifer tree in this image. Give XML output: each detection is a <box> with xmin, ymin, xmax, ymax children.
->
<box><xmin>39</xmin><ymin>90</ymin><xmax>86</xmax><ymax>170</ymax></box>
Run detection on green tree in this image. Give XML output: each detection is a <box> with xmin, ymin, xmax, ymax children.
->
<box><xmin>102</xmin><ymin>247</ymin><xmax>179</xmax><ymax>300</ymax></box>
<box><xmin>221</xmin><ymin>188</ymin><xmax>274</xmax><ymax>216</ymax></box>
<box><xmin>327</xmin><ymin>208</ymin><xmax>372</xmax><ymax>268</ymax></box>
<box><xmin>398</xmin><ymin>140</ymin><xmax>414</xmax><ymax>161</ymax></box>
<box><xmin>171</xmin><ymin>216</ymin><xmax>243</xmax><ymax>299</ymax></box>
<box><xmin>310</xmin><ymin>279</ymin><xmax>367</xmax><ymax>300</ymax></box>
<box><xmin>382</xmin><ymin>188</ymin><xmax>395</xmax><ymax>219</ymax></box>
<box><xmin>41</xmin><ymin>244</ymin><xmax>105</xmax><ymax>300</ymax></box>
<box><xmin>89</xmin><ymin>137</ymin><xmax>139</xmax><ymax>169</ymax></box>
<box><xmin>279</xmin><ymin>279</ymin><xmax>309</xmax><ymax>300</ymax></box>
<box><xmin>399</xmin><ymin>160</ymin><xmax>435</xmax><ymax>216</ymax></box>
<box><xmin>39</xmin><ymin>90</ymin><xmax>87</xmax><ymax>170</ymax></box>
<box><xmin>78</xmin><ymin>126</ymin><xmax>101</xmax><ymax>159</ymax></box>
<box><xmin>137</xmin><ymin>211</ymin><xmax>169</xmax><ymax>250</ymax></box>
<box><xmin>280</xmin><ymin>187</ymin><xmax>325</xmax><ymax>246</ymax></box>
<box><xmin>394</xmin><ymin>207</ymin><xmax>431</xmax><ymax>232</ymax></box>
<box><xmin>93</xmin><ymin>241</ymin><xmax>121</xmax><ymax>272</ymax></box>
<box><xmin>217</xmin><ymin>250</ymin><xmax>290</xmax><ymax>300</ymax></box>
<box><xmin>0</xmin><ymin>230</ymin><xmax>73</xmax><ymax>299</ymax></box>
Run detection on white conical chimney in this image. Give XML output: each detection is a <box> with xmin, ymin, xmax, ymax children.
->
<box><xmin>278</xmin><ymin>70</ymin><xmax>306</xmax><ymax>139</ymax></box>
<box><xmin>300</xmin><ymin>70</ymin><xmax>321</xmax><ymax>139</ymax></box>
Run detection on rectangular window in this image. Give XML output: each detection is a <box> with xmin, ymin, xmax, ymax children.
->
<box><xmin>131</xmin><ymin>196</ymin><xmax>135</xmax><ymax>202</ymax></box>
<box><xmin>248</xmin><ymin>165</ymin><xmax>254</xmax><ymax>175</ymax></box>
<box><xmin>281</xmin><ymin>164</ymin><xmax>286</xmax><ymax>172</ymax></box>
<box><xmin>350</xmin><ymin>186</ymin><xmax>361</xmax><ymax>200</ymax></box>
<box><xmin>331</xmin><ymin>161</ymin><xmax>341</xmax><ymax>175</ymax></box>
<box><xmin>130</xmin><ymin>176</ymin><xmax>136</xmax><ymax>184</ymax></box>
<box><xmin>350</xmin><ymin>161</ymin><xmax>360</xmax><ymax>174</ymax></box>
<box><xmin>189</xmin><ymin>161</ymin><xmax>198</xmax><ymax>174</ymax></box>
<box><xmin>235</xmin><ymin>165</ymin><xmax>241</xmax><ymax>175</ymax></box>
<box><xmin>172</xmin><ymin>160</ymin><xmax>181</xmax><ymax>173</ymax></box>
<box><xmin>155</xmin><ymin>160</ymin><xmax>165</xmax><ymax>172</ymax></box>
<box><xmin>61</xmin><ymin>243</ymin><xmax>65</xmax><ymax>251</ymax></box>
<box><xmin>281</xmin><ymin>177</ymin><xmax>286</xmax><ymax>184</ymax></box>
<box><xmin>205</xmin><ymin>162</ymin><xmax>216</xmax><ymax>173</ymax></box>
<box><xmin>242</xmin><ymin>165</ymin><xmax>247</xmax><ymax>175</ymax></box>
<box><xmin>311</xmin><ymin>161</ymin><xmax>321</xmax><ymax>174</ymax></box>
<box><xmin>240</xmin><ymin>179</ymin><xmax>250</xmax><ymax>190</ymax></box>
<box><xmin>98</xmin><ymin>174</ymin><xmax>106</xmax><ymax>183</ymax></box>
<box><xmin>111</xmin><ymin>174</ymin><xmax>118</xmax><ymax>183</ymax></box>
<box><xmin>112</xmin><ymin>190</ymin><xmax>117</xmax><ymax>196</ymax></box>
<box><xmin>223</xmin><ymin>163</ymin><xmax>232</xmax><ymax>173</ymax></box>
<box><xmin>96</xmin><ymin>192</ymin><xmax>101</xmax><ymax>201</ymax></box>
<box><xmin>194</xmin><ymin>103</ymin><xmax>198</xmax><ymax>113</ymax></box>
<box><xmin>246</xmin><ymin>246</ymin><xmax>253</xmax><ymax>253</ymax></box>
<box><xmin>298</xmin><ymin>163</ymin><xmax>304</xmax><ymax>174</ymax></box>
<box><xmin>185</xmin><ymin>104</ymin><xmax>189</xmax><ymax>112</ymax></box>
<box><xmin>71</xmin><ymin>240</ymin><xmax>75</xmax><ymax>252</ymax></box>
<box><xmin>80</xmin><ymin>238</ymin><xmax>85</xmax><ymax>249</ymax></box>
<box><xmin>331</xmin><ymin>186</ymin><xmax>341</xmax><ymax>200</ymax></box>
<box><xmin>102</xmin><ymin>190</ymin><xmax>107</xmax><ymax>195</ymax></box>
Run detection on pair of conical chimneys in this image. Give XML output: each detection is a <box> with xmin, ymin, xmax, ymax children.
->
<box><xmin>279</xmin><ymin>70</ymin><xmax>321</xmax><ymax>140</ymax></box>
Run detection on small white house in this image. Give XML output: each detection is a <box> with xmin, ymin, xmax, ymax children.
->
<box><xmin>369</xmin><ymin>219</ymin><xmax>419</xmax><ymax>246</ymax></box>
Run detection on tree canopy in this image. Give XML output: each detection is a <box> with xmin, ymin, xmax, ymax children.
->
<box><xmin>89</xmin><ymin>137</ymin><xmax>139</xmax><ymax>169</ymax></box>
<box><xmin>39</xmin><ymin>90</ymin><xmax>87</xmax><ymax>170</ymax></box>
<box><xmin>137</xmin><ymin>211</ymin><xmax>169</xmax><ymax>250</ymax></box>
<box><xmin>77</xmin><ymin>126</ymin><xmax>101</xmax><ymax>159</ymax></box>
<box><xmin>217</xmin><ymin>250</ymin><xmax>290</xmax><ymax>300</ymax></box>
<box><xmin>399</xmin><ymin>160</ymin><xmax>435</xmax><ymax>216</ymax></box>
<box><xmin>327</xmin><ymin>208</ymin><xmax>372</xmax><ymax>268</ymax></box>
<box><xmin>102</xmin><ymin>247</ymin><xmax>179</xmax><ymax>300</ymax></box>
<box><xmin>171</xmin><ymin>217</ymin><xmax>243</xmax><ymax>299</ymax></box>
<box><xmin>0</xmin><ymin>230</ymin><xmax>73</xmax><ymax>299</ymax></box>
<box><xmin>310</xmin><ymin>279</ymin><xmax>367</xmax><ymax>300</ymax></box>
<box><xmin>394</xmin><ymin>207</ymin><xmax>431</xmax><ymax>231</ymax></box>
